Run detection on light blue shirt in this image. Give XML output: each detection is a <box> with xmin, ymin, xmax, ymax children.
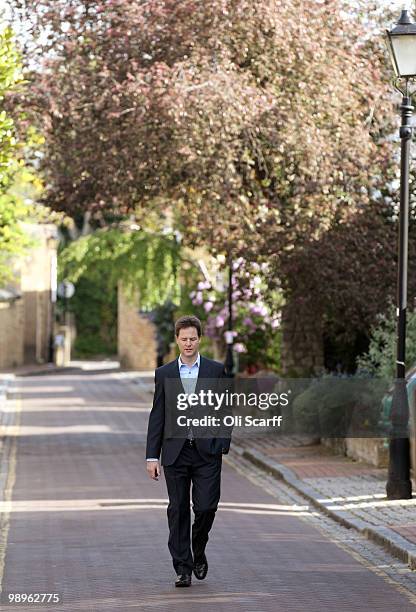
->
<box><xmin>179</xmin><ymin>353</ymin><xmax>200</xmax><ymax>442</ymax></box>
<box><xmin>178</xmin><ymin>353</ymin><xmax>200</xmax><ymax>386</ymax></box>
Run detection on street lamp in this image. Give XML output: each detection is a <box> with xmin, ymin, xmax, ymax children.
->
<box><xmin>385</xmin><ymin>10</ymin><xmax>416</xmax><ymax>500</ymax></box>
<box><xmin>224</xmin><ymin>256</ymin><xmax>235</xmax><ymax>377</ymax></box>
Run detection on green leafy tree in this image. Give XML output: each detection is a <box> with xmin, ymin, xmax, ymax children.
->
<box><xmin>0</xmin><ymin>25</ymin><xmax>37</xmax><ymax>285</ymax></box>
<box><xmin>0</xmin><ymin>25</ymin><xmax>60</xmax><ymax>286</ymax></box>
<box><xmin>357</xmin><ymin>307</ymin><xmax>416</xmax><ymax>380</ymax></box>
<box><xmin>0</xmin><ymin>26</ymin><xmax>21</xmax><ymax>188</ymax></box>
<box><xmin>65</xmin><ymin>272</ymin><xmax>118</xmax><ymax>357</ymax></box>
<box><xmin>59</xmin><ymin>227</ymin><xmax>181</xmax><ymax>309</ymax></box>
<box><xmin>59</xmin><ymin>227</ymin><xmax>182</xmax><ymax>355</ymax></box>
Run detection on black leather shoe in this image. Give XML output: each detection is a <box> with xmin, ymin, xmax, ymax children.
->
<box><xmin>175</xmin><ymin>574</ymin><xmax>192</xmax><ymax>587</ymax></box>
<box><xmin>193</xmin><ymin>553</ymin><xmax>208</xmax><ymax>580</ymax></box>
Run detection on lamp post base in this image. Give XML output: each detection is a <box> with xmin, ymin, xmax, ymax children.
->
<box><xmin>224</xmin><ymin>345</ymin><xmax>234</xmax><ymax>378</ymax></box>
<box><xmin>386</xmin><ymin>437</ymin><xmax>412</xmax><ymax>499</ymax></box>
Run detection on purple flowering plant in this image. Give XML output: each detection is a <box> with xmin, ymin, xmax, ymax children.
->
<box><xmin>189</xmin><ymin>259</ymin><xmax>282</xmax><ymax>371</ymax></box>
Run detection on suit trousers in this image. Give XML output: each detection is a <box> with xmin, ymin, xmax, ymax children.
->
<box><xmin>163</xmin><ymin>440</ymin><xmax>222</xmax><ymax>574</ymax></box>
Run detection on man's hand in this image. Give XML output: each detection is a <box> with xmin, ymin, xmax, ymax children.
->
<box><xmin>146</xmin><ymin>460</ymin><xmax>161</xmax><ymax>481</ymax></box>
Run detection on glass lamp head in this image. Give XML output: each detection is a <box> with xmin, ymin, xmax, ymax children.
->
<box><xmin>386</xmin><ymin>10</ymin><xmax>416</xmax><ymax>78</ymax></box>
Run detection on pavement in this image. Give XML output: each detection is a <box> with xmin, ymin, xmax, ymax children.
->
<box><xmin>236</xmin><ymin>434</ymin><xmax>416</xmax><ymax>570</ymax></box>
<box><xmin>0</xmin><ymin>364</ymin><xmax>416</xmax><ymax>610</ymax></box>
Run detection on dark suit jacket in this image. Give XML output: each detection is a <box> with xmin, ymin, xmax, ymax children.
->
<box><xmin>146</xmin><ymin>356</ymin><xmax>232</xmax><ymax>466</ymax></box>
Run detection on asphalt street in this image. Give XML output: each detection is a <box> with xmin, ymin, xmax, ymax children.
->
<box><xmin>0</xmin><ymin>365</ymin><xmax>415</xmax><ymax>611</ymax></box>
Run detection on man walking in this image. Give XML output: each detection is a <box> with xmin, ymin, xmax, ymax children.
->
<box><xmin>146</xmin><ymin>315</ymin><xmax>231</xmax><ymax>587</ymax></box>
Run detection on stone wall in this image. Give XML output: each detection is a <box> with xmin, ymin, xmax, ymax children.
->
<box><xmin>321</xmin><ymin>437</ymin><xmax>388</xmax><ymax>468</ymax></box>
<box><xmin>280</xmin><ymin>300</ymin><xmax>324</xmax><ymax>376</ymax></box>
<box><xmin>117</xmin><ymin>284</ymin><xmax>157</xmax><ymax>371</ymax></box>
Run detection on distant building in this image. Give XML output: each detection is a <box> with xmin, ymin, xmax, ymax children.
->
<box><xmin>0</xmin><ymin>223</ymin><xmax>58</xmax><ymax>369</ymax></box>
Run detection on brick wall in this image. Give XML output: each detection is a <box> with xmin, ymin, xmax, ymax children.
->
<box><xmin>117</xmin><ymin>284</ymin><xmax>157</xmax><ymax>371</ymax></box>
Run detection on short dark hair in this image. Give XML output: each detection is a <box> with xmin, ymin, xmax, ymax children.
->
<box><xmin>175</xmin><ymin>315</ymin><xmax>202</xmax><ymax>338</ymax></box>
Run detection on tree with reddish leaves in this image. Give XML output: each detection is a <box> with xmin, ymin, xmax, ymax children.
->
<box><xmin>11</xmin><ymin>0</ymin><xmax>404</xmax><ymax>372</ymax></box>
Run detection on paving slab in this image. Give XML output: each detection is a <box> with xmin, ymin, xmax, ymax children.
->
<box><xmin>238</xmin><ymin>433</ymin><xmax>416</xmax><ymax>570</ymax></box>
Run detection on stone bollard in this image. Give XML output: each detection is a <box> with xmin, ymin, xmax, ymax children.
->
<box><xmin>54</xmin><ymin>326</ymin><xmax>71</xmax><ymax>366</ymax></box>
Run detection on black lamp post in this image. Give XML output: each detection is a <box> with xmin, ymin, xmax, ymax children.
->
<box><xmin>385</xmin><ymin>10</ymin><xmax>416</xmax><ymax>500</ymax></box>
<box><xmin>224</xmin><ymin>257</ymin><xmax>235</xmax><ymax>377</ymax></box>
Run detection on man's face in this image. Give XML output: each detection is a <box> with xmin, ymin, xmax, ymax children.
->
<box><xmin>176</xmin><ymin>327</ymin><xmax>200</xmax><ymax>360</ymax></box>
